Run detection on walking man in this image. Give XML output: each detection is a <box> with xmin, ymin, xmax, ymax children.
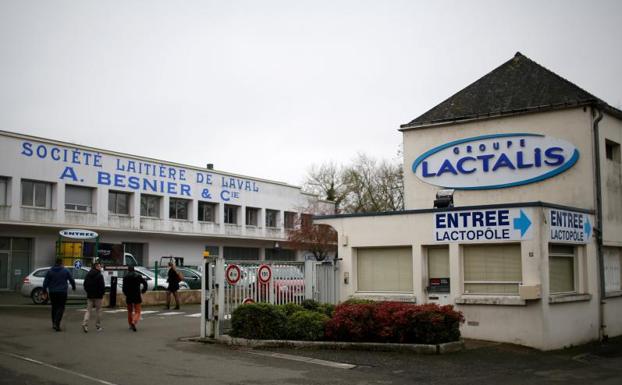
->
<box><xmin>122</xmin><ymin>266</ymin><xmax>147</xmax><ymax>331</ymax></box>
<box><xmin>42</xmin><ymin>258</ymin><xmax>76</xmax><ymax>331</ymax></box>
<box><xmin>165</xmin><ymin>262</ymin><xmax>182</xmax><ymax>310</ymax></box>
<box><xmin>82</xmin><ymin>262</ymin><xmax>105</xmax><ymax>333</ymax></box>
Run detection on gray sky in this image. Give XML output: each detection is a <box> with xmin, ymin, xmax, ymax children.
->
<box><xmin>1</xmin><ymin>0</ymin><xmax>620</xmax><ymax>186</ymax></box>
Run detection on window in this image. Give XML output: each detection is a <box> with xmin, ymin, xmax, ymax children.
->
<box><xmin>265</xmin><ymin>248</ymin><xmax>296</xmax><ymax>261</ymax></box>
<box><xmin>224</xmin><ymin>205</ymin><xmax>238</xmax><ymax>224</ymax></box>
<box><xmin>245</xmin><ymin>207</ymin><xmax>259</xmax><ymax>226</ymax></box>
<box><xmin>0</xmin><ymin>177</ymin><xmax>7</xmax><ymax>206</ymax></box>
<box><xmin>21</xmin><ymin>180</ymin><xmax>52</xmax><ymax>208</ymax></box>
<box><xmin>169</xmin><ymin>198</ymin><xmax>189</xmax><ymax>220</ymax></box>
<box><xmin>605</xmin><ymin>139</ymin><xmax>621</xmax><ymax>162</ymax></box>
<box><xmin>549</xmin><ymin>245</ymin><xmax>576</xmax><ymax>294</ymax></box>
<box><xmin>604</xmin><ymin>247</ymin><xmax>622</xmax><ymax>293</ymax></box>
<box><xmin>198</xmin><ymin>202</ymin><xmax>216</xmax><ymax>222</ymax></box>
<box><xmin>140</xmin><ymin>195</ymin><xmax>161</xmax><ymax>218</ymax></box>
<box><xmin>284</xmin><ymin>212</ymin><xmax>297</xmax><ymax>229</ymax></box>
<box><xmin>357</xmin><ymin>247</ymin><xmax>413</xmax><ymax>292</ymax></box>
<box><xmin>65</xmin><ymin>185</ymin><xmax>93</xmax><ymax>212</ymax></box>
<box><xmin>266</xmin><ymin>209</ymin><xmax>279</xmax><ymax>228</ymax></box>
<box><xmin>108</xmin><ymin>191</ymin><xmax>130</xmax><ymax>215</ymax></box>
<box><xmin>428</xmin><ymin>247</ymin><xmax>449</xmax><ymax>279</ymax></box>
<box><xmin>463</xmin><ymin>244</ymin><xmax>522</xmax><ymax>295</ymax></box>
<box><xmin>224</xmin><ymin>246</ymin><xmax>259</xmax><ymax>260</ymax></box>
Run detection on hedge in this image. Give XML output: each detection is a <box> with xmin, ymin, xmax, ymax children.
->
<box><xmin>229</xmin><ymin>301</ymin><xmax>464</xmax><ymax>344</ymax></box>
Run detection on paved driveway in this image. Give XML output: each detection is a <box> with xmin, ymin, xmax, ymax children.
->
<box><xmin>0</xmin><ymin>294</ymin><xmax>621</xmax><ymax>385</ymax></box>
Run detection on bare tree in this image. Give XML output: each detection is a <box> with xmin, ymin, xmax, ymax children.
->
<box><xmin>304</xmin><ymin>153</ymin><xmax>403</xmax><ymax>214</ymax></box>
<box><xmin>286</xmin><ymin>214</ymin><xmax>337</xmax><ymax>261</ymax></box>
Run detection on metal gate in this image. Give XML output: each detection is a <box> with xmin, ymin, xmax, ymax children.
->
<box><xmin>201</xmin><ymin>257</ymin><xmax>338</xmax><ymax>337</ymax></box>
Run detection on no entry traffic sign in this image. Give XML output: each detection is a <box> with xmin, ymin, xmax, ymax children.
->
<box><xmin>257</xmin><ymin>264</ymin><xmax>272</xmax><ymax>284</ymax></box>
<box><xmin>225</xmin><ymin>264</ymin><xmax>241</xmax><ymax>285</ymax></box>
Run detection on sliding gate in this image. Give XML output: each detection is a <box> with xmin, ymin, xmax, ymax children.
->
<box><xmin>201</xmin><ymin>257</ymin><xmax>337</xmax><ymax>338</ymax></box>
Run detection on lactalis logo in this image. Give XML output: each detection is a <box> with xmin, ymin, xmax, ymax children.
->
<box><xmin>412</xmin><ymin>133</ymin><xmax>579</xmax><ymax>190</ymax></box>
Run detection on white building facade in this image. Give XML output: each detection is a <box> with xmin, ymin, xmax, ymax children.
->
<box><xmin>0</xmin><ymin>130</ymin><xmax>333</xmax><ymax>291</ymax></box>
<box><xmin>317</xmin><ymin>53</ymin><xmax>622</xmax><ymax>350</ymax></box>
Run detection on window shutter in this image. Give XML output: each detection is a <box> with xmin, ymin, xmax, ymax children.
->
<box><xmin>428</xmin><ymin>247</ymin><xmax>449</xmax><ymax>278</ymax></box>
<box><xmin>357</xmin><ymin>247</ymin><xmax>413</xmax><ymax>292</ymax></box>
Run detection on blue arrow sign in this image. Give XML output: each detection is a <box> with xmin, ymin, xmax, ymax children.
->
<box><xmin>584</xmin><ymin>218</ymin><xmax>592</xmax><ymax>239</ymax></box>
<box><xmin>513</xmin><ymin>210</ymin><xmax>532</xmax><ymax>237</ymax></box>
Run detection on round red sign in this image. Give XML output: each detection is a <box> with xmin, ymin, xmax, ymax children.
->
<box><xmin>257</xmin><ymin>264</ymin><xmax>272</xmax><ymax>284</ymax></box>
<box><xmin>225</xmin><ymin>264</ymin><xmax>242</xmax><ymax>285</ymax></box>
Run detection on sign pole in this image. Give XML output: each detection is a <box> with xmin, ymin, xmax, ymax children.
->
<box><xmin>200</xmin><ymin>251</ymin><xmax>209</xmax><ymax>339</ymax></box>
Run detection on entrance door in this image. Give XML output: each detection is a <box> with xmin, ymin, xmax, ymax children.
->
<box><xmin>0</xmin><ymin>253</ymin><xmax>8</xmax><ymax>290</ymax></box>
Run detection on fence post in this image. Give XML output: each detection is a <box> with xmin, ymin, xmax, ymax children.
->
<box><xmin>304</xmin><ymin>259</ymin><xmax>314</xmax><ymax>300</ymax></box>
<box><xmin>215</xmin><ymin>257</ymin><xmax>225</xmax><ymax>336</ymax></box>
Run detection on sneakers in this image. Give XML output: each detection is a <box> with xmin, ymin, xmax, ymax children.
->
<box><xmin>82</xmin><ymin>325</ymin><xmax>88</xmax><ymax>333</ymax></box>
<box><xmin>96</xmin><ymin>326</ymin><xmax>103</xmax><ymax>332</ymax></box>
<box><xmin>130</xmin><ymin>324</ymin><xmax>137</xmax><ymax>332</ymax></box>
<box><xmin>174</xmin><ymin>306</ymin><xmax>180</xmax><ymax>310</ymax></box>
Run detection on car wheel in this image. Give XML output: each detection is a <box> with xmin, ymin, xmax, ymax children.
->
<box><xmin>31</xmin><ymin>288</ymin><xmax>48</xmax><ymax>305</ymax></box>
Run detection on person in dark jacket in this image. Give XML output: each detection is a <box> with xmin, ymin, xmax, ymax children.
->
<box><xmin>122</xmin><ymin>266</ymin><xmax>147</xmax><ymax>331</ymax></box>
<box><xmin>81</xmin><ymin>262</ymin><xmax>105</xmax><ymax>333</ymax></box>
<box><xmin>42</xmin><ymin>258</ymin><xmax>76</xmax><ymax>331</ymax></box>
<box><xmin>165</xmin><ymin>262</ymin><xmax>182</xmax><ymax>310</ymax></box>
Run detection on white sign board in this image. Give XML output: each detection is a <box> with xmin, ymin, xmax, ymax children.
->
<box><xmin>59</xmin><ymin>229</ymin><xmax>98</xmax><ymax>239</ymax></box>
<box><xmin>548</xmin><ymin>208</ymin><xmax>593</xmax><ymax>244</ymax></box>
<box><xmin>434</xmin><ymin>208</ymin><xmax>533</xmax><ymax>243</ymax></box>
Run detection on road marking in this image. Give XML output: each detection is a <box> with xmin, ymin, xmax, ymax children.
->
<box><xmin>185</xmin><ymin>313</ymin><xmax>202</xmax><ymax>318</ymax></box>
<box><xmin>104</xmin><ymin>309</ymin><xmax>127</xmax><ymax>313</ymax></box>
<box><xmin>140</xmin><ymin>310</ymin><xmax>159</xmax><ymax>315</ymax></box>
<box><xmin>246</xmin><ymin>350</ymin><xmax>356</xmax><ymax>369</ymax></box>
<box><xmin>160</xmin><ymin>311</ymin><xmax>185</xmax><ymax>316</ymax></box>
<box><xmin>1</xmin><ymin>352</ymin><xmax>119</xmax><ymax>385</ymax></box>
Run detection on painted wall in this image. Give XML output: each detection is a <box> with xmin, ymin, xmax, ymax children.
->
<box><xmin>318</xmin><ymin>203</ymin><xmax>607</xmax><ymax>350</ymax></box>
<box><xmin>402</xmin><ymin>108</ymin><xmax>595</xmax><ymax>210</ymax></box>
<box><xmin>599</xmin><ymin>114</ymin><xmax>622</xmax><ymax>246</ymax></box>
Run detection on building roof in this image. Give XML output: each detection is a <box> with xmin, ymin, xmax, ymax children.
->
<box><xmin>400</xmin><ymin>52</ymin><xmax>622</xmax><ymax>130</ymax></box>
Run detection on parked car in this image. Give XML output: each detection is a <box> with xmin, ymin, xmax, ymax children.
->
<box><xmin>21</xmin><ymin>266</ymin><xmax>113</xmax><ymax>305</ymax></box>
<box><xmin>115</xmin><ymin>266</ymin><xmax>189</xmax><ymax>291</ymax></box>
<box><xmin>272</xmin><ymin>265</ymin><xmax>305</xmax><ymax>301</ymax></box>
<box><xmin>150</xmin><ymin>266</ymin><xmax>202</xmax><ymax>290</ymax></box>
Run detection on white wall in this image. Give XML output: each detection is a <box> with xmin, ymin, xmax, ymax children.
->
<box><xmin>402</xmin><ymin>108</ymin><xmax>595</xmax><ymax>210</ymax></box>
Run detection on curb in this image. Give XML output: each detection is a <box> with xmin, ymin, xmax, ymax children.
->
<box><xmin>193</xmin><ymin>335</ymin><xmax>464</xmax><ymax>354</ymax></box>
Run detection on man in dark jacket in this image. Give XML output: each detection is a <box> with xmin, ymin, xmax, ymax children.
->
<box><xmin>82</xmin><ymin>262</ymin><xmax>105</xmax><ymax>333</ymax></box>
<box><xmin>42</xmin><ymin>258</ymin><xmax>76</xmax><ymax>331</ymax></box>
<box><xmin>122</xmin><ymin>266</ymin><xmax>148</xmax><ymax>332</ymax></box>
<box><xmin>165</xmin><ymin>262</ymin><xmax>182</xmax><ymax>310</ymax></box>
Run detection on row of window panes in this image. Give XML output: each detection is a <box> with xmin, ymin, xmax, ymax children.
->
<box><xmin>356</xmin><ymin>244</ymin><xmax>580</xmax><ymax>295</ymax></box>
<box><xmin>9</xmin><ymin>180</ymin><xmax>299</xmax><ymax>226</ymax></box>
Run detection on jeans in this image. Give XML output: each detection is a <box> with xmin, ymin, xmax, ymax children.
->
<box><xmin>82</xmin><ymin>298</ymin><xmax>103</xmax><ymax>328</ymax></box>
<box><xmin>49</xmin><ymin>292</ymin><xmax>67</xmax><ymax>328</ymax></box>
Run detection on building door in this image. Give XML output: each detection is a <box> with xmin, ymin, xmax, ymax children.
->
<box><xmin>0</xmin><ymin>252</ymin><xmax>8</xmax><ymax>290</ymax></box>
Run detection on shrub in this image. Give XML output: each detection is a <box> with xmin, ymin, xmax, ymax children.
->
<box><xmin>286</xmin><ymin>310</ymin><xmax>329</xmax><ymax>341</ymax></box>
<box><xmin>301</xmin><ymin>299</ymin><xmax>320</xmax><ymax>311</ymax></box>
<box><xmin>324</xmin><ymin>303</ymin><xmax>376</xmax><ymax>342</ymax></box>
<box><xmin>324</xmin><ymin>302</ymin><xmax>464</xmax><ymax>344</ymax></box>
<box><xmin>230</xmin><ymin>303</ymin><xmax>287</xmax><ymax>340</ymax></box>
<box><xmin>317</xmin><ymin>303</ymin><xmax>335</xmax><ymax>318</ymax></box>
<box><xmin>277</xmin><ymin>303</ymin><xmax>305</xmax><ymax>317</ymax></box>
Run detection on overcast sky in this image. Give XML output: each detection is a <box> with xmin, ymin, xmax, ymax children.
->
<box><xmin>1</xmin><ymin>0</ymin><xmax>620</xmax><ymax>186</ymax></box>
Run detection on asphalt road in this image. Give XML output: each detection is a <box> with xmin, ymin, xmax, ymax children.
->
<box><xmin>1</xmin><ymin>296</ymin><xmax>622</xmax><ymax>385</ymax></box>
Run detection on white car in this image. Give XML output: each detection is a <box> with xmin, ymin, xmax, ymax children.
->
<box><xmin>113</xmin><ymin>266</ymin><xmax>189</xmax><ymax>291</ymax></box>
<box><xmin>21</xmin><ymin>266</ymin><xmax>113</xmax><ymax>305</ymax></box>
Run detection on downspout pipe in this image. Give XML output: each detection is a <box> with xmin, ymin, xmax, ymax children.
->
<box><xmin>592</xmin><ymin>106</ymin><xmax>607</xmax><ymax>342</ymax></box>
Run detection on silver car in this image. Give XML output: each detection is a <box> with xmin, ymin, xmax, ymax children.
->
<box><xmin>21</xmin><ymin>266</ymin><xmax>112</xmax><ymax>305</ymax></box>
<box><xmin>114</xmin><ymin>266</ymin><xmax>189</xmax><ymax>291</ymax></box>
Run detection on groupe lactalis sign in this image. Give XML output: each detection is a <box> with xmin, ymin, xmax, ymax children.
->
<box><xmin>412</xmin><ymin>133</ymin><xmax>579</xmax><ymax>189</ymax></box>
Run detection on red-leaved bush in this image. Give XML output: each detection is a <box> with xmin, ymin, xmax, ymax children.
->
<box><xmin>324</xmin><ymin>302</ymin><xmax>464</xmax><ymax>344</ymax></box>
